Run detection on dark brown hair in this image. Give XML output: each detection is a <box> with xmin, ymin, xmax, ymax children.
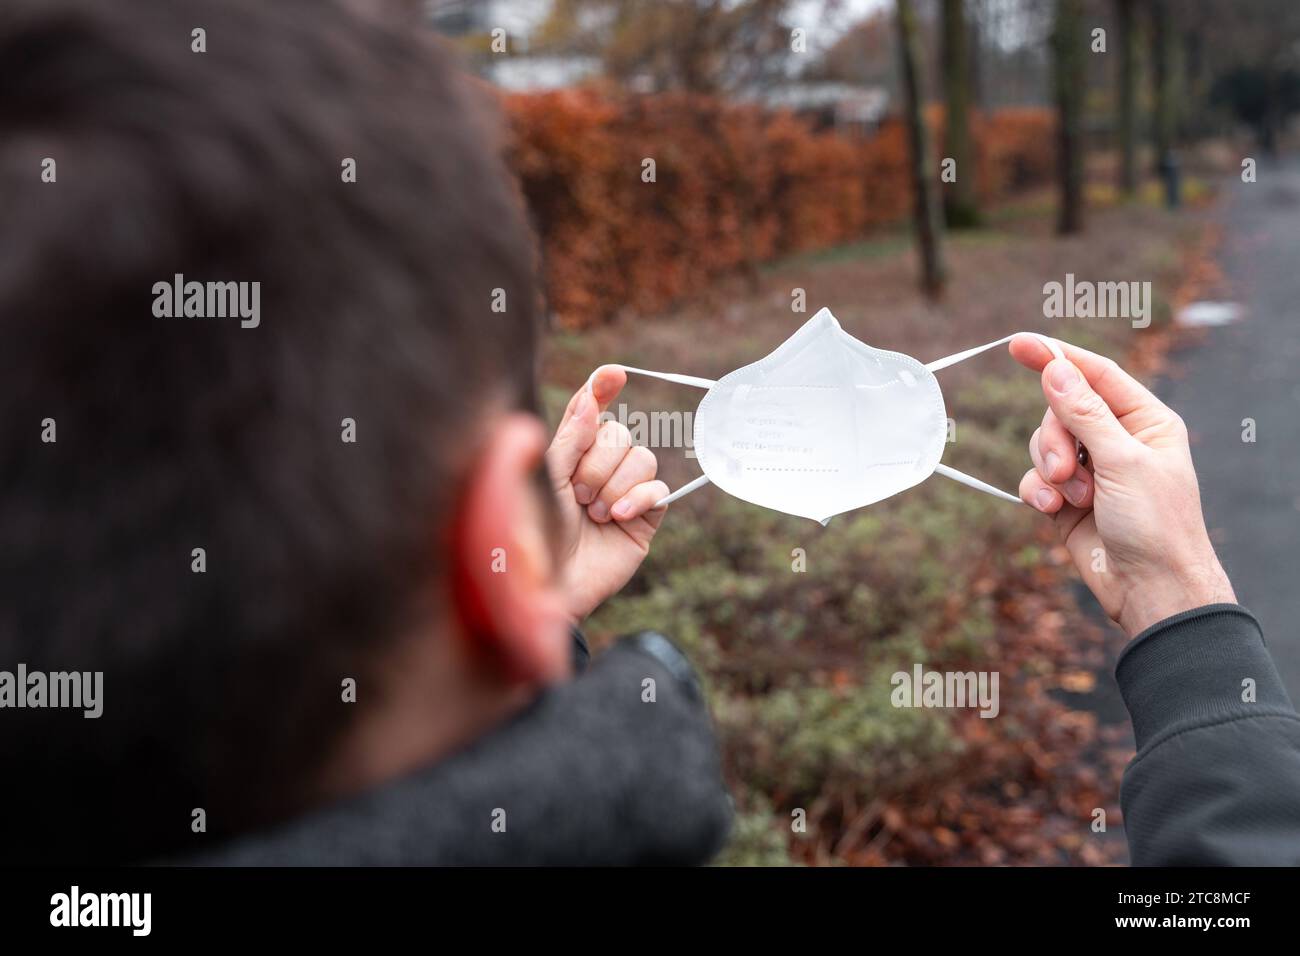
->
<box><xmin>0</xmin><ymin>0</ymin><xmax>539</xmax><ymax>861</ymax></box>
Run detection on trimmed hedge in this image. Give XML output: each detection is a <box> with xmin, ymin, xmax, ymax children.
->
<box><xmin>506</xmin><ymin>91</ymin><xmax>1054</xmax><ymax>326</ymax></box>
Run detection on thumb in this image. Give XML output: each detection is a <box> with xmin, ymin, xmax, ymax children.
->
<box><xmin>546</xmin><ymin>387</ymin><xmax>599</xmax><ymax>489</ymax></box>
<box><xmin>1041</xmin><ymin>358</ymin><xmax>1140</xmax><ymax>464</ymax></box>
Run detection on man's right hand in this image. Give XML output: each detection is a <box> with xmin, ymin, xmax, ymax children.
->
<box><xmin>1009</xmin><ymin>335</ymin><xmax>1237</xmax><ymax>638</ymax></box>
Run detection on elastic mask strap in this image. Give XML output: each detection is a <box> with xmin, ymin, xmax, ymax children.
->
<box><xmin>924</xmin><ymin>332</ymin><xmax>1063</xmax><ymax>373</ymax></box>
<box><xmin>592</xmin><ymin>365</ymin><xmax>716</xmax><ymax>391</ymax></box>
<box><xmin>587</xmin><ymin>364</ymin><xmax>715</xmax><ymax>508</ymax></box>
<box><xmin>925</xmin><ymin>333</ymin><xmax>1067</xmax><ymax>506</ymax></box>
<box><xmin>932</xmin><ymin>464</ymin><xmax>1022</xmax><ymax>504</ymax></box>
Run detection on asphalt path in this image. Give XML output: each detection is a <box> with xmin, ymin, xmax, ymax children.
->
<box><xmin>1156</xmin><ymin>157</ymin><xmax>1300</xmax><ymax>698</ymax></box>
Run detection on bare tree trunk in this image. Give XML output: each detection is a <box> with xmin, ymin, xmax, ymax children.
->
<box><xmin>942</xmin><ymin>0</ymin><xmax>979</xmax><ymax>226</ymax></box>
<box><xmin>967</xmin><ymin>0</ymin><xmax>984</xmax><ymax>111</ymax></box>
<box><xmin>1151</xmin><ymin>0</ymin><xmax>1181</xmax><ymax>205</ymax></box>
<box><xmin>1115</xmin><ymin>0</ymin><xmax>1138</xmax><ymax>197</ymax></box>
<box><xmin>896</xmin><ymin>0</ymin><xmax>945</xmax><ymax>297</ymax></box>
<box><xmin>1052</xmin><ymin>0</ymin><xmax>1086</xmax><ymax>235</ymax></box>
<box><xmin>1151</xmin><ymin>0</ymin><xmax>1173</xmax><ymax>162</ymax></box>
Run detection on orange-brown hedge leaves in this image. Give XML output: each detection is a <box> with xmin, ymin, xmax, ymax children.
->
<box><xmin>505</xmin><ymin>91</ymin><xmax>1053</xmax><ymax>327</ymax></box>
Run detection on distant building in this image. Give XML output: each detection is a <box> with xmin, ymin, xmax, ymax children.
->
<box><xmin>487</xmin><ymin>55</ymin><xmax>602</xmax><ymax>91</ymax></box>
<box><xmin>752</xmin><ymin>83</ymin><xmax>890</xmax><ymax>133</ymax></box>
<box><xmin>427</xmin><ymin>0</ymin><xmax>601</xmax><ymax>91</ymax></box>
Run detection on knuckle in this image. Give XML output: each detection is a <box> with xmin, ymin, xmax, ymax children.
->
<box><xmin>596</xmin><ymin>420</ymin><xmax>630</xmax><ymax>448</ymax></box>
<box><xmin>1070</xmin><ymin>389</ymin><xmax>1110</xmax><ymax>424</ymax></box>
<box><xmin>1091</xmin><ymin>357</ymin><xmax>1121</xmax><ymax>396</ymax></box>
<box><xmin>1040</xmin><ymin>425</ymin><xmax>1064</xmax><ymax>454</ymax></box>
<box><xmin>627</xmin><ymin>444</ymin><xmax>658</xmax><ymax>474</ymax></box>
<box><xmin>573</xmin><ymin>449</ymin><xmax>608</xmax><ymax>482</ymax></box>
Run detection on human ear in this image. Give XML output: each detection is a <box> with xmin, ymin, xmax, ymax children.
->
<box><xmin>450</xmin><ymin>412</ymin><xmax>570</xmax><ymax>685</ymax></box>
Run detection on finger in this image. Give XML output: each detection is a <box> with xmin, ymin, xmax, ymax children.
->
<box><xmin>1050</xmin><ymin>499</ymin><xmax>1093</xmax><ymax>543</ymax></box>
<box><xmin>1040</xmin><ymin>358</ymin><xmax>1142</xmax><ymax>464</ymax></box>
<box><xmin>548</xmin><ymin>365</ymin><xmax>630</xmax><ymax>489</ymax></box>
<box><xmin>1009</xmin><ymin>335</ymin><xmax>1159</xmax><ymax>420</ymax></box>
<box><xmin>589</xmin><ymin>445</ymin><xmax>658</xmax><ymax>522</ymax></box>
<box><xmin>571</xmin><ymin>420</ymin><xmax>632</xmax><ymax>506</ymax></box>
<box><xmin>589</xmin><ymin>365</ymin><xmax>628</xmax><ymax>414</ymax></box>
<box><xmin>640</xmin><ymin>488</ymin><xmax>670</xmax><ymax>530</ymax></box>
<box><xmin>610</xmin><ymin>479</ymin><xmax>671</xmax><ymax>524</ymax></box>
<box><xmin>1019</xmin><ymin>468</ymin><xmax>1094</xmax><ymax>541</ymax></box>
<box><xmin>1031</xmin><ymin>417</ymin><xmax>1071</xmax><ymax>485</ymax></box>
<box><xmin>1020</xmin><ymin>467</ymin><xmax>1064</xmax><ymax>514</ymax></box>
<box><xmin>1019</xmin><ymin>468</ymin><xmax>1092</xmax><ymax>548</ymax></box>
<box><xmin>555</xmin><ymin>364</ymin><xmax>629</xmax><ymax>423</ymax></box>
<box><xmin>1040</xmin><ymin>411</ymin><xmax>1094</xmax><ymax>506</ymax></box>
<box><xmin>1030</xmin><ymin>422</ymin><xmax>1094</xmax><ymax>508</ymax></box>
<box><xmin>546</xmin><ymin>387</ymin><xmax>600</xmax><ymax>489</ymax></box>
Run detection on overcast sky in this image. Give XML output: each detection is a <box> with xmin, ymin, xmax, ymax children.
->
<box><xmin>785</xmin><ymin>0</ymin><xmax>890</xmax><ymax>55</ymax></box>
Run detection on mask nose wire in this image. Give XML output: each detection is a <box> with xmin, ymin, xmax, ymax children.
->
<box><xmin>584</xmin><ymin>364</ymin><xmax>716</xmax><ymax>509</ymax></box>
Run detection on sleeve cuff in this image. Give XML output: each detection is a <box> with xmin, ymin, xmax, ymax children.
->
<box><xmin>1115</xmin><ymin>603</ymin><xmax>1295</xmax><ymax>750</ymax></box>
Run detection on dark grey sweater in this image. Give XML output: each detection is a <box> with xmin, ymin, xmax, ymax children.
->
<box><xmin>1116</xmin><ymin>603</ymin><xmax>1300</xmax><ymax>865</ymax></box>
<box><xmin>195</xmin><ymin>604</ymin><xmax>1300</xmax><ymax>866</ymax></box>
<box><xmin>193</xmin><ymin>632</ymin><xmax>734</xmax><ymax>866</ymax></box>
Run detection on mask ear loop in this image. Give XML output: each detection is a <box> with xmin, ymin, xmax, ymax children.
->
<box><xmin>584</xmin><ymin>365</ymin><xmax>716</xmax><ymax>509</ymax></box>
<box><xmin>924</xmin><ymin>333</ymin><xmax>1073</xmax><ymax>506</ymax></box>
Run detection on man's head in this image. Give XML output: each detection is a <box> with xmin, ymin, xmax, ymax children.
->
<box><xmin>0</xmin><ymin>0</ymin><xmax>570</xmax><ymax>862</ymax></box>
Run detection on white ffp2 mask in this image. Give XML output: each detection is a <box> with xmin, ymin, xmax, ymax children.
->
<box><xmin>596</xmin><ymin>308</ymin><xmax>1065</xmax><ymax>524</ymax></box>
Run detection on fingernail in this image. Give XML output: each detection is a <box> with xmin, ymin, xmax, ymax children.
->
<box><xmin>589</xmin><ymin>500</ymin><xmax>609</xmax><ymax>520</ymax></box>
<box><xmin>1049</xmin><ymin>361</ymin><xmax>1079</xmax><ymax>393</ymax></box>
<box><xmin>1044</xmin><ymin>451</ymin><xmax>1060</xmax><ymax>478</ymax></box>
<box><xmin>573</xmin><ymin>483</ymin><xmax>592</xmax><ymax>504</ymax></box>
<box><xmin>611</xmin><ymin>499</ymin><xmax>632</xmax><ymax>519</ymax></box>
<box><xmin>1065</xmin><ymin>478</ymin><xmax>1087</xmax><ymax>504</ymax></box>
<box><xmin>1035</xmin><ymin>488</ymin><xmax>1054</xmax><ymax>511</ymax></box>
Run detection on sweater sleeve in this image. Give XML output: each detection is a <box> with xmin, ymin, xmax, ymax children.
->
<box><xmin>1116</xmin><ymin>603</ymin><xmax>1300</xmax><ymax>865</ymax></box>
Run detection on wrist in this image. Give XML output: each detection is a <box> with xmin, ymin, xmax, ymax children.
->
<box><xmin>562</xmin><ymin>580</ymin><xmax>601</xmax><ymax>626</ymax></box>
<box><xmin>1117</xmin><ymin>557</ymin><xmax>1236</xmax><ymax>638</ymax></box>
<box><xmin>559</xmin><ymin>564</ymin><xmax>590</xmax><ymax>626</ymax></box>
